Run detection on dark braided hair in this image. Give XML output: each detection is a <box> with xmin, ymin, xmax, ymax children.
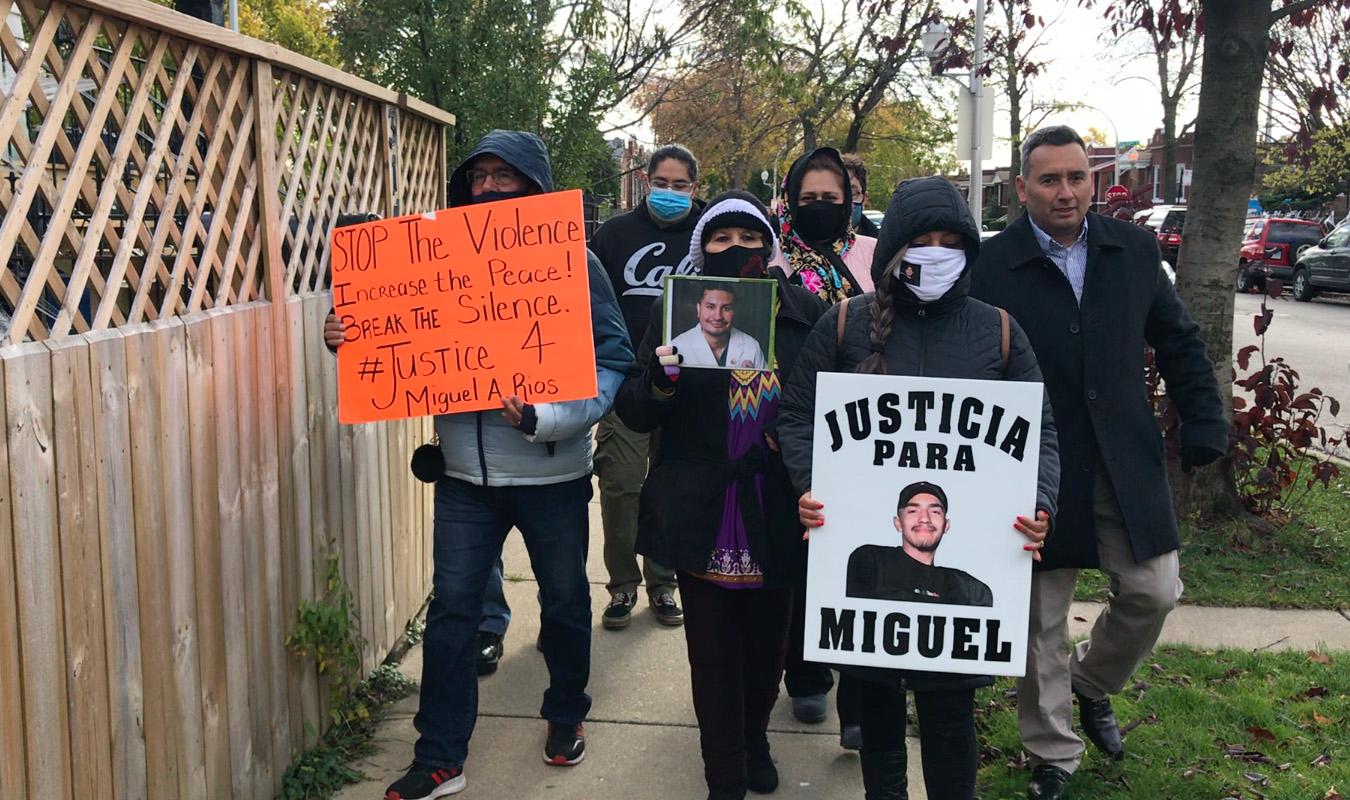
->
<box><xmin>857</xmin><ymin>246</ymin><xmax>905</xmax><ymax>375</ymax></box>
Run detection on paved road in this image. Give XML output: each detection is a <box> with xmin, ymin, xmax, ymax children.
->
<box><xmin>1231</xmin><ymin>291</ymin><xmax>1349</xmax><ymax>455</ymax></box>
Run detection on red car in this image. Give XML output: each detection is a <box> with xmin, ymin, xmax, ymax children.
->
<box><xmin>1235</xmin><ymin>217</ymin><xmax>1325</xmax><ymax>291</ymax></box>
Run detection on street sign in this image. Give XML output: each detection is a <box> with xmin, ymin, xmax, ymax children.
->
<box><xmin>957</xmin><ymin>88</ymin><xmax>994</xmax><ymax>160</ymax></box>
<box><xmin>1105</xmin><ymin>184</ymin><xmax>1130</xmax><ymax>203</ymax></box>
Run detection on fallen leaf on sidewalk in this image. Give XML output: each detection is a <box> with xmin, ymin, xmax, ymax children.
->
<box><xmin>1247</xmin><ymin>725</ymin><xmax>1276</xmax><ymax>743</ymax></box>
<box><xmin>1307</xmin><ymin>650</ymin><xmax>1332</xmax><ymax>665</ymax></box>
<box><xmin>1072</xmin><ymin>615</ymin><xmax>1087</xmax><ymax>622</ymax></box>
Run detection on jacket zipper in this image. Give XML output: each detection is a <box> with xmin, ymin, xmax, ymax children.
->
<box><xmin>916</xmin><ymin>307</ymin><xmax>928</xmax><ymax>376</ymax></box>
<box><xmin>475</xmin><ymin>411</ymin><xmax>489</xmax><ymax>486</ymax></box>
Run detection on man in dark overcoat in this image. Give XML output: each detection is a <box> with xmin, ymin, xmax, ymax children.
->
<box><xmin>970</xmin><ymin>125</ymin><xmax>1226</xmax><ymax>800</ymax></box>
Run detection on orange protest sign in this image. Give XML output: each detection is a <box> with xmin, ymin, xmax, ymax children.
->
<box><xmin>332</xmin><ymin>190</ymin><xmax>596</xmax><ymax>424</ymax></box>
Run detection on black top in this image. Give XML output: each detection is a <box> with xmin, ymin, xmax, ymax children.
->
<box><xmin>589</xmin><ymin>199</ymin><xmax>705</xmax><ymax>345</ymax></box>
<box><xmin>845</xmin><ymin>545</ymin><xmax>993</xmax><ymax>607</ymax></box>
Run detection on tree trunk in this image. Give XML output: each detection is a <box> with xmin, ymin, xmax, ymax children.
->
<box><xmin>1172</xmin><ymin>0</ymin><xmax>1271</xmax><ymax>519</ymax></box>
<box><xmin>1004</xmin><ymin>4</ymin><xmax>1022</xmax><ymax>222</ymax></box>
<box><xmin>800</xmin><ymin>116</ymin><xmax>818</xmax><ymax>153</ymax></box>
<box><xmin>1161</xmin><ymin>100</ymin><xmax>1178</xmax><ymax>204</ymax></box>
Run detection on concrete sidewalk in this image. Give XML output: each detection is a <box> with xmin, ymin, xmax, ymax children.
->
<box><xmin>335</xmin><ymin>492</ymin><xmax>1350</xmax><ymax>800</ymax></box>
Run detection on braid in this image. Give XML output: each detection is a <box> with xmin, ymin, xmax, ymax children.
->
<box><xmin>858</xmin><ymin>274</ymin><xmax>895</xmax><ymax>375</ymax></box>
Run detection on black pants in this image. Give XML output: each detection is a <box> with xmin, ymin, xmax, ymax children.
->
<box><xmin>679</xmin><ymin>573</ymin><xmax>793</xmax><ymax>789</ymax></box>
<box><xmin>783</xmin><ymin>549</ymin><xmax>860</xmax><ymax>725</ymax></box>
<box><xmin>856</xmin><ymin>679</ymin><xmax>977</xmax><ymax>800</ymax></box>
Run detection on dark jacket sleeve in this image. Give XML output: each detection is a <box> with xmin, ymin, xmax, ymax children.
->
<box><xmin>1003</xmin><ymin>315</ymin><xmax>1060</xmax><ymax>523</ymax></box>
<box><xmin>1143</xmin><ymin>263</ymin><xmax>1228</xmax><ymax>453</ymax></box>
<box><xmin>778</xmin><ymin>303</ymin><xmax>845</xmax><ymax>494</ymax></box>
<box><xmin>613</xmin><ymin>297</ymin><xmax>673</xmax><ymax>434</ymax></box>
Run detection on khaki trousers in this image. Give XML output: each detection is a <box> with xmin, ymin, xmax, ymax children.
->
<box><xmin>594</xmin><ymin>410</ymin><xmax>676</xmax><ymax>599</ymax></box>
<box><xmin>1016</xmin><ymin>465</ymin><xmax>1183</xmax><ymax>772</ymax></box>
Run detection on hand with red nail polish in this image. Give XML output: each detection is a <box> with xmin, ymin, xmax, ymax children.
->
<box><xmin>798</xmin><ymin>492</ymin><xmax>825</xmax><ymax>539</ymax></box>
<box><xmin>1013</xmin><ymin>510</ymin><xmax>1051</xmax><ymax>562</ymax></box>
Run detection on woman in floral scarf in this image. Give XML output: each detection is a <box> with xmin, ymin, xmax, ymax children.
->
<box><xmin>770</xmin><ymin>147</ymin><xmax>878</xmax><ymax>304</ymax></box>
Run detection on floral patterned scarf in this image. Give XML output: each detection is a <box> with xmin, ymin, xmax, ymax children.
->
<box><xmin>777</xmin><ymin>171</ymin><xmax>859</xmax><ymax>305</ymax></box>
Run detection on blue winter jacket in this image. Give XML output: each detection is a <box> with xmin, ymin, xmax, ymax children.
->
<box><xmin>434</xmin><ymin>130</ymin><xmax>633</xmax><ymax>485</ymax></box>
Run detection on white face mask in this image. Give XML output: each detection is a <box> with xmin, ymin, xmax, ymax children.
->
<box><xmin>891</xmin><ymin>246</ymin><xmax>966</xmax><ymax>302</ymax></box>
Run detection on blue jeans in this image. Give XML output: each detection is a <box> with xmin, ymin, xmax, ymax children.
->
<box><xmin>413</xmin><ymin>476</ymin><xmax>594</xmax><ymax>769</ymax></box>
<box><xmin>479</xmin><ymin>558</ymin><xmax>510</xmax><ymax>636</ymax></box>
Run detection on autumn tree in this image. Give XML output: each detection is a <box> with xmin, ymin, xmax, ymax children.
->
<box><xmin>1103</xmin><ymin>0</ymin><xmax>1203</xmax><ymax>206</ymax></box>
<box><xmin>1111</xmin><ymin>0</ymin><xmax>1350</xmax><ymax>518</ymax></box>
<box><xmin>982</xmin><ymin>0</ymin><xmax>1057</xmax><ymax>221</ymax></box>
<box><xmin>825</xmin><ymin>99</ymin><xmax>959</xmax><ymax>196</ymax></box>
<box><xmin>637</xmin><ymin>3</ymin><xmax>795</xmax><ymax>190</ymax></box>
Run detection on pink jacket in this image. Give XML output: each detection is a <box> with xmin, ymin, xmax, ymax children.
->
<box><xmin>770</xmin><ymin>234</ymin><xmax>877</xmax><ymax>295</ymax></box>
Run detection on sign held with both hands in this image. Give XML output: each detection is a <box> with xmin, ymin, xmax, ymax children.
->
<box><xmin>331</xmin><ymin>190</ymin><xmax>596</xmax><ymax>424</ymax></box>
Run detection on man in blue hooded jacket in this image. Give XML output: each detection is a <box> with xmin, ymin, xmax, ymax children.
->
<box><xmin>326</xmin><ymin>130</ymin><xmax>632</xmax><ymax>799</ymax></box>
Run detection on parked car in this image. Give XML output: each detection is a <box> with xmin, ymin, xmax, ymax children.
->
<box><xmin>862</xmin><ymin>209</ymin><xmax>884</xmax><ymax>231</ymax></box>
<box><xmin>1141</xmin><ymin>205</ymin><xmax>1186</xmax><ymax>264</ymax></box>
<box><xmin>1235</xmin><ymin>217</ymin><xmax>1324</xmax><ymax>291</ymax></box>
<box><xmin>1289</xmin><ymin>220</ymin><xmax>1350</xmax><ymax>301</ymax></box>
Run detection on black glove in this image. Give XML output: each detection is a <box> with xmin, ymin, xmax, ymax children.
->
<box><xmin>651</xmin><ymin>346</ymin><xmax>681</xmax><ymax>392</ymax></box>
<box><xmin>514</xmin><ymin>404</ymin><xmax>538</xmax><ymax>436</ymax></box>
<box><xmin>1180</xmin><ymin>444</ymin><xmax>1223</xmax><ymax>473</ymax></box>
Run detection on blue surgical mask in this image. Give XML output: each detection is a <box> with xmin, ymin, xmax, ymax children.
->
<box><xmin>648</xmin><ymin>187</ymin><xmax>693</xmax><ymax>222</ymax></box>
<box><xmin>851</xmin><ymin>202</ymin><xmax>864</xmax><ymax>228</ymax></box>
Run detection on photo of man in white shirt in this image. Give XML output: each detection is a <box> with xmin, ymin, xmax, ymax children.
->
<box><xmin>668</xmin><ymin>282</ymin><xmax>768</xmax><ymax>369</ymax></box>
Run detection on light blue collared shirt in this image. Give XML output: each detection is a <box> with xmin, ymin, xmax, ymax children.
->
<box><xmin>1028</xmin><ymin>216</ymin><xmax>1089</xmax><ymax>303</ymax></box>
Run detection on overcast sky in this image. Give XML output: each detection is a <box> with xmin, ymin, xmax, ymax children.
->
<box><xmin>605</xmin><ymin>0</ymin><xmax>1218</xmax><ymax>168</ymax></box>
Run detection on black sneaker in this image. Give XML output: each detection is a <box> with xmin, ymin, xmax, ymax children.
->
<box><xmin>384</xmin><ymin>762</ymin><xmax>464</xmax><ymax>799</ymax></box>
<box><xmin>476</xmin><ymin>631</ymin><xmax>503</xmax><ymax>676</ymax></box>
<box><xmin>543</xmin><ymin>722</ymin><xmax>586</xmax><ymax>765</ymax></box>
<box><xmin>649</xmin><ymin>592</ymin><xmax>684</xmax><ymax>627</ymax></box>
<box><xmin>602</xmin><ymin>592</ymin><xmax>636</xmax><ymax>630</ymax></box>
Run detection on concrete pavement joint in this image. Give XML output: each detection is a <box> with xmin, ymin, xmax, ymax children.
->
<box><xmin>475</xmin><ymin>711</ymin><xmax>913</xmax><ymax>740</ymax></box>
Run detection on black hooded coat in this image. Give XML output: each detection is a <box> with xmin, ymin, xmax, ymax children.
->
<box><xmin>777</xmin><ymin>176</ymin><xmax>1061</xmax><ymax>691</ymax></box>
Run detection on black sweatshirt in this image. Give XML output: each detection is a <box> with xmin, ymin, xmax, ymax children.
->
<box><xmin>588</xmin><ymin>199</ymin><xmax>705</xmax><ymax>345</ymax></box>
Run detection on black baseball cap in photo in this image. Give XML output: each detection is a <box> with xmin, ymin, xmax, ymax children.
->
<box><xmin>897</xmin><ymin>481</ymin><xmax>948</xmax><ymax>512</ymax></box>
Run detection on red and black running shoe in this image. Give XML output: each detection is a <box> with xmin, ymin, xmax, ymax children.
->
<box><xmin>543</xmin><ymin>722</ymin><xmax>586</xmax><ymax>766</ymax></box>
<box><xmin>384</xmin><ymin>762</ymin><xmax>465</xmax><ymax>799</ymax></box>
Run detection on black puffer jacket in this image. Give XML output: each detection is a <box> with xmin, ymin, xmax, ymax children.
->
<box><xmin>777</xmin><ymin>176</ymin><xmax>1060</xmax><ymax>691</ymax></box>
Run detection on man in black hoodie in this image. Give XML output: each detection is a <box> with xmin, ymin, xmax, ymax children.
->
<box><xmin>587</xmin><ymin>144</ymin><xmax>704</xmax><ymax>631</ymax></box>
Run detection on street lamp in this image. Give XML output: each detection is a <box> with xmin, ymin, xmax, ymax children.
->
<box><xmin>922</xmin><ymin>16</ymin><xmax>987</xmax><ymax>228</ymax></box>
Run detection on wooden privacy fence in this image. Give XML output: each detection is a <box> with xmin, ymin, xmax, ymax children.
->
<box><xmin>0</xmin><ymin>0</ymin><xmax>453</xmax><ymax>797</ymax></box>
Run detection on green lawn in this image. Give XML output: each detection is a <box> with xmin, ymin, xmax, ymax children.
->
<box><xmin>974</xmin><ymin>646</ymin><xmax>1348</xmax><ymax>799</ymax></box>
<box><xmin>1074</xmin><ymin>476</ymin><xmax>1350</xmax><ymax>609</ymax></box>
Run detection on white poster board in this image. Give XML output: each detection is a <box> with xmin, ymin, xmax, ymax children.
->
<box><xmin>804</xmin><ymin>373</ymin><xmax>1043</xmax><ymax>677</ymax></box>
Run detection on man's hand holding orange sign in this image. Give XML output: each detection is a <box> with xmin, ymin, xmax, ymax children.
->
<box><xmin>332</xmin><ymin>190</ymin><xmax>596</xmax><ymax>424</ymax></box>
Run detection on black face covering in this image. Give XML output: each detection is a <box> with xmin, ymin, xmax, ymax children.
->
<box><xmin>474</xmin><ymin>189</ymin><xmax>531</xmax><ymax>204</ymax></box>
<box><xmin>702</xmin><ymin>245</ymin><xmax>768</xmax><ymax>278</ymax></box>
<box><xmin>794</xmin><ymin>200</ymin><xmax>849</xmax><ymax>243</ymax></box>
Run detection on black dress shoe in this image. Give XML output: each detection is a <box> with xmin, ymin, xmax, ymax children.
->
<box><xmin>1027</xmin><ymin>765</ymin><xmax>1070</xmax><ymax>800</ymax></box>
<box><xmin>476</xmin><ymin>631</ymin><xmax>503</xmax><ymax>676</ymax></box>
<box><xmin>1073</xmin><ymin>686</ymin><xmax>1124</xmax><ymax>759</ymax></box>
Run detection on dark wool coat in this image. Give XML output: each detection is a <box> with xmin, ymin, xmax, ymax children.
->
<box><xmin>969</xmin><ymin>213</ymin><xmax>1226</xmax><ymax>570</ymax></box>
<box><xmin>615</xmin><ymin>274</ymin><xmax>828</xmax><ymax>588</ymax></box>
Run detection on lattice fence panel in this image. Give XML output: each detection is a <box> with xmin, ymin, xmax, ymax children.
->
<box><xmin>0</xmin><ymin>0</ymin><xmax>266</xmax><ymax>343</ymax></box>
<box><xmin>395</xmin><ymin>110</ymin><xmax>441</xmax><ymax>215</ymax></box>
<box><xmin>270</xmin><ymin>67</ymin><xmax>389</xmax><ymax>295</ymax></box>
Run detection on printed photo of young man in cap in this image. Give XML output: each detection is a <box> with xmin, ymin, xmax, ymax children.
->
<box><xmin>845</xmin><ymin>481</ymin><xmax>993</xmax><ymax>607</ymax></box>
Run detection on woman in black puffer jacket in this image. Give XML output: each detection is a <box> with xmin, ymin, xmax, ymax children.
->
<box><xmin>776</xmin><ymin>176</ymin><xmax>1061</xmax><ymax>800</ymax></box>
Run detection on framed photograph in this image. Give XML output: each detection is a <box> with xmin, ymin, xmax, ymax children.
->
<box><xmin>804</xmin><ymin>373</ymin><xmax>1044</xmax><ymax>677</ymax></box>
<box><xmin>662</xmin><ymin>275</ymin><xmax>777</xmax><ymax>371</ymax></box>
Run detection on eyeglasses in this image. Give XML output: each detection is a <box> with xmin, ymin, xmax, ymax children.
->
<box><xmin>468</xmin><ymin>167</ymin><xmax>522</xmax><ymax>186</ymax></box>
<box><xmin>650</xmin><ymin>178</ymin><xmax>693</xmax><ymax>191</ymax></box>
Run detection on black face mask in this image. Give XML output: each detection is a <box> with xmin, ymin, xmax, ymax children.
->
<box><xmin>702</xmin><ymin>245</ymin><xmax>768</xmax><ymax>279</ymax></box>
<box><xmin>474</xmin><ymin>189</ymin><xmax>531</xmax><ymax>204</ymax></box>
<box><xmin>794</xmin><ymin>200</ymin><xmax>849</xmax><ymax>243</ymax></box>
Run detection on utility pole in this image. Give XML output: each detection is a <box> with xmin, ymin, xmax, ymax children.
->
<box><xmin>969</xmin><ymin>1</ymin><xmax>985</xmax><ymax>227</ymax></box>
